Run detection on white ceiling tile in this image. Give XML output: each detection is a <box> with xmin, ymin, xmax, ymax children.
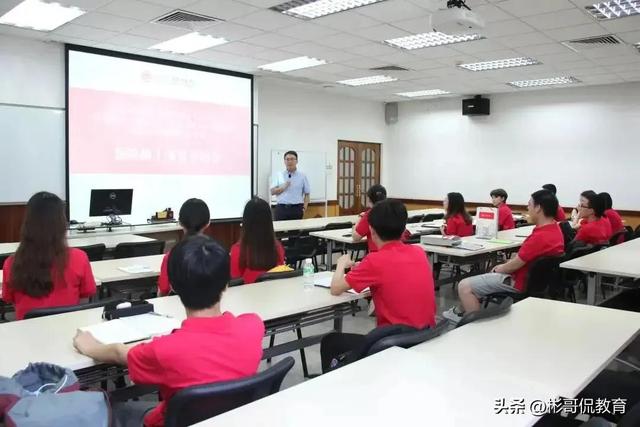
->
<box><xmin>313</xmin><ymin>11</ymin><xmax>382</xmax><ymax>31</ymax></box>
<box><xmin>543</xmin><ymin>24</ymin><xmax>610</xmax><ymax>42</ymax></box>
<box><xmin>46</xmin><ymin>35</ymin><xmax>98</xmax><ymax>47</ymax></box>
<box><xmin>598</xmin><ymin>16</ymin><xmax>640</xmax><ymax>33</ymax></box>
<box><xmin>357</xmin><ymin>0</ymin><xmax>430</xmax><ymax>22</ymax></box>
<box><xmin>336</xmin><ymin>56</ymin><xmax>390</xmax><ymax>69</ymax></box>
<box><xmin>315</xmin><ymin>33</ymin><xmax>371</xmax><ymax>49</ymax></box>
<box><xmin>495</xmin><ymin>0</ymin><xmax>575</xmax><ymax>17</ymax></box>
<box><xmin>552</xmin><ymin>59</ymin><xmax>597</xmax><ymax>70</ymax></box>
<box><xmin>280</xmin><ymin>42</ymin><xmax>358</xmax><ymax>62</ymax></box>
<box><xmin>410</xmin><ymin>46</ymin><xmax>464</xmax><ymax>59</ymax></box>
<box><xmin>127</xmin><ymin>23</ymin><xmax>191</xmax><ymax>40</ymax></box>
<box><xmin>106</xmin><ymin>33</ymin><xmax>159</xmax><ymax>49</ymax></box>
<box><xmin>276</xmin><ymin>22</ymin><xmax>338</xmax><ymax>40</ymax></box>
<box><xmin>199</xmin><ymin>22</ymin><xmax>264</xmax><ymax>41</ymax></box>
<box><xmin>347</xmin><ymin>42</ymin><xmax>399</xmax><ymax>57</ymax></box>
<box><xmin>73</xmin><ymin>12</ymin><xmax>143</xmax><ymax>32</ymax></box>
<box><xmin>604</xmin><ymin>62</ymin><xmax>640</xmax><ymax>73</ymax></box>
<box><xmin>142</xmin><ymin>0</ymin><xmax>199</xmax><ymax>7</ymax></box>
<box><xmin>242</xmin><ymin>32</ymin><xmax>299</xmax><ymax>48</ymax></box>
<box><xmin>617</xmin><ymin>70</ymin><xmax>640</xmax><ymax>81</ymax></box>
<box><xmin>577</xmin><ymin>45</ymin><xmax>637</xmax><ymax>60</ymax></box>
<box><xmin>495</xmin><ymin>31</ymin><xmax>555</xmax><ymax>48</ymax></box>
<box><xmin>521</xmin><ymin>8</ymin><xmax>594</xmax><ymax>31</ymax></box>
<box><xmin>0</xmin><ymin>24</ymin><xmax>49</xmax><ymax>40</ymax></box>
<box><xmin>408</xmin><ymin>58</ymin><xmax>453</xmax><ymax>70</ymax></box>
<box><xmin>58</xmin><ymin>0</ymin><xmax>113</xmax><ymax>10</ymax></box>
<box><xmin>470</xmin><ymin>48</ymin><xmax>523</xmax><ymax>61</ymax></box>
<box><xmin>480</xmin><ymin>19</ymin><xmax>537</xmax><ymax>38</ymax></box>
<box><xmin>616</xmin><ymin>30</ymin><xmax>640</xmax><ymax>44</ymax></box>
<box><xmin>252</xmin><ymin>48</ymin><xmax>299</xmax><ymax>61</ymax></box>
<box><xmin>592</xmin><ymin>55</ymin><xmax>640</xmax><ymax>66</ymax></box>
<box><xmin>449</xmin><ymin>38</ymin><xmax>508</xmax><ymax>53</ymax></box>
<box><xmin>579</xmin><ymin>74</ymin><xmax>625</xmax><ymax>84</ymax></box>
<box><xmin>535</xmin><ymin>51</ymin><xmax>586</xmax><ymax>64</ymax></box>
<box><xmin>213</xmin><ymin>41</ymin><xmax>267</xmax><ymax>55</ymax></box>
<box><xmin>350</xmin><ymin>24</ymin><xmax>411</xmax><ymax>41</ymax></box>
<box><xmin>514</xmin><ymin>43</ymin><xmax>570</xmax><ymax>56</ymax></box>
<box><xmin>53</xmin><ymin>23</ymin><xmax>119</xmax><ymax>42</ymax></box>
<box><xmin>313</xmin><ymin>63</ymin><xmax>358</xmax><ymax>75</ymax></box>
<box><xmin>236</xmin><ymin>0</ymin><xmax>283</xmax><ymax>7</ymax></box>
<box><xmin>391</xmin><ymin>16</ymin><xmax>430</xmax><ymax>33</ymax></box>
<box><xmin>373</xmin><ymin>51</ymin><xmax>423</xmax><ymax>64</ymax></box>
<box><xmin>186</xmin><ymin>0</ymin><xmax>261</xmax><ymax>21</ymax></box>
<box><xmin>98</xmin><ymin>0</ymin><xmax>172</xmax><ymax>21</ymax></box>
<box><xmin>232</xmin><ymin>10</ymin><xmax>300</xmax><ymax>31</ymax></box>
<box><xmin>470</xmin><ymin>4</ymin><xmax>515</xmax><ymax>23</ymax></box>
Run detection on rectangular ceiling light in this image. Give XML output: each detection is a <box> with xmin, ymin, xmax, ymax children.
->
<box><xmin>586</xmin><ymin>0</ymin><xmax>640</xmax><ymax>20</ymax></box>
<box><xmin>0</xmin><ymin>0</ymin><xmax>85</xmax><ymax>31</ymax></box>
<box><xmin>508</xmin><ymin>76</ymin><xmax>581</xmax><ymax>88</ymax></box>
<box><xmin>149</xmin><ymin>32</ymin><xmax>228</xmax><ymax>54</ymax></box>
<box><xmin>396</xmin><ymin>89</ymin><xmax>450</xmax><ymax>97</ymax></box>
<box><xmin>271</xmin><ymin>0</ymin><xmax>386</xmax><ymax>20</ymax></box>
<box><xmin>337</xmin><ymin>75</ymin><xmax>397</xmax><ymax>86</ymax></box>
<box><xmin>458</xmin><ymin>57</ymin><xmax>540</xmax><ymax>72</ymax></box>
<box><xmin>385</xmin><ymin>32</ymin><xmax>484</xmax><ymax>50</ymax></box>
<box><xmin>259</xmin><ymin>56</ymin><xmax>326</xmax><ymax>72</ymax></box>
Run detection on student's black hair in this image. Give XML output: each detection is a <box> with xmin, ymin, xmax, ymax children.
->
<box><xmin>445</xmin><ymin>192</ymin><xmax>472</xmax><ymax>225</ymax></box>
<box><xmin>366</xmin><ymin>184</ymin><xmax>387</xmax><ymax>205</ymax></box>
<box><xmin>598</xmin><ymin>192</ymin><xmax>613</xmax><ymax>211</ymax></box>
<box><xmin>283</xmin><ymin>150</ymin><xmax>298</xmax><ymax>159</ymax></box>
<box><xmin>581</xmin><ymin>191</ymin><xmax>605</xmax><ymax>217</ymax></box>
<box><xmin>368</xmin><ymin>199</ymin><xmax>407</xmax><ymax>241</ymax></box>
<box><xmin>542</xmin><ymin>184</ymin><xmax>557</xmax><ymax>195</ymax></box>
<box><xmin>167</xmin><ymin>235</ymin><xmax>230</xmax><ymax>310</ymax></box>
<box><xmin>239</xmin><ymin>196</ymin><xmax>280</xmax><ymax>271</ymax></box>
<box><xmin>490</xmin><ymin>188</ymin><xmax>508</xmax><ymax>202</ymax></box>
<box><xmin>179</xmin><ymin>198</ymin><xmax>210</xmax><ymax>235</ymax></box>
<box><xmin>530</xmin><ymin>189</ymin><xmax>559</xmax><ymax>218</ymax></box>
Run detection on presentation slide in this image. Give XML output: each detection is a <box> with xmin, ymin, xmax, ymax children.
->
<box><xmin>67</xmin><ymin>48</ymin><xmax>252</xmax><ymax>223</ymax></box>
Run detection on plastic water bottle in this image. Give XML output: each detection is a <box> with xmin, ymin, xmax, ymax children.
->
<box><xmin>303</xmin><ymin>258</ymin><xmax>314</xmax><ymax>291</ymax></box>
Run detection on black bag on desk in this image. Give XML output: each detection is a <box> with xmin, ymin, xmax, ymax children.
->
<box><xmin>102</xmin><ymin>300</ymin><xmax>154</xmax><ymax>320</ymax></box>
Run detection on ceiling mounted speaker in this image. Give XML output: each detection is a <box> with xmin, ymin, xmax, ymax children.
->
<box><xmin>385</xmin><ymin>102</ymin><xmax>398</xmax><ymax>124</ymax></box>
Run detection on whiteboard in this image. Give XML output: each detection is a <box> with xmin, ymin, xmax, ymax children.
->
<box><xmin>270</xmin><ymin>149</ymin><xmax>327</xmax><ymax>203</ymax></box>
<box><xmin>0</xmin><ymin>104</ymin><xmax>65</xmax><ymax>203</ymax></box>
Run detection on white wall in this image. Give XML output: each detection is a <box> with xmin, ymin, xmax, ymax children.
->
<box><xmin>255</xmin><ymin>77</ymin><xmax>386</xmax><ymax>201</ymax></box>
<box><xmin>386</xmin><ymin>83</ymin><xmax>640</xmax><ymax>210</ymax></box>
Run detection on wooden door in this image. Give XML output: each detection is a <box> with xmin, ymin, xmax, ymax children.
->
<box><xmin>337</xmin><ymin>141</ymin><xmax>381</xmax><ymax>216</ymax></box>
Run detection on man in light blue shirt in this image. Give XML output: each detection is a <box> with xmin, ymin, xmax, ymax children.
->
<box><xmin>271</xmin><ymin>150</ymin><xmax>310</xmax><ymax>220</ymax></box>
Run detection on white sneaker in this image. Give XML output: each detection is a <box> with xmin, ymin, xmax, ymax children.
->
<box><xmin>442</xmin><ymin>306</ymin><xmax>464</xmax><ymax>324</ymax></box>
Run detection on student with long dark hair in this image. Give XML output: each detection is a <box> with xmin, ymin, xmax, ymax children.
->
<box><xmin>353</xmin><ymin>184</ymin><xmax>388</xmax><ymax>252</ymax></box>
<box><xmin>600</xmin><ymin>192</ymin><xmax>624</xmax><ymax>242</ymax></box>
<box><xmin>158</xmin><ymin>198</ymin><xmax>210</xmax><ymax>296</ymax></box>
<box><xmin>2</xmin><ymin>192</ymin><xmax>96</xmax><ymax>319</ymax></box>
<box><xmin>442</xmin><ymin>192</ymin><xmax>474</xmax><ymax>237</ymax></box>
<box><xmin>230</xmin><ymin>196</ymin><xmax>285</xmax><ymax>284</ymax></box>
<box><xmin>542</xmin><ymin>183</ymin><xmax>566</xmax><ymax>222</ymax></box>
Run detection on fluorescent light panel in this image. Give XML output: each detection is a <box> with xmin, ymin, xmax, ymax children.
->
<box><xmin>586</xmin><ymin>0</ymin><xmax>640</xmax><ymax>20</ymax></box>
<box><xmin>0</xmin><ymin>0</ymin><xmax>85</xmax><ymax>31</ymax></box>
<box><xmin>338</xmin><ymin>75</ymin><xmax>397</xmax><ymax>86</ymax></box>
<box><xmin>385</xmin><ymin>32</ymin><xmax>484</xmax><ymax>50</ymax></box>
<box><xmin>508</xmin><ymin>76</ymin><xmax>581</xmax><ymax>88</ymax></box>
<box><xmin>396</xmin><ymin>89</ymin><xmax>450</xmax><ymax>97</ymax></box>
<box><xmin>458</xmin><ymin>57</ymin><xmax>540</xmax><ymax>72</ymax></box>
<box><xmin>259</xmin><ymin>56</ymin><xmax>326</xmax><ymax>72</ymax></box>
<box><xmin>272</xmin><ymin>0</ymin><xmax>386</xmax><ymax>19</ymax></box>
<box><xmin>149</xmin><ymin>32</ymin><xmax>227</xmax><ymax>54</ymax></box>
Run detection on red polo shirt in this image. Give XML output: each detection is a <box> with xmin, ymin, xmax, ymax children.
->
<box><xmin>127</xmin><ymin>312</ymin><xmax>264</xmax><ymax>427</ymax></box>
<box><xmin>555</xmin><ymin>206</ymin><xmax>566</xmax><ymax>222</ymax></box>
<box><xmin>575</xmin><ymin>217</ymin><xmax>612</xmax><ymax>245</ymax></box>
<box><xmin>345</xmin><ymin>241</ymin><xmax>435</xmax><ymax>328</ymax></box>
<box><xmin>604</xmin><ymin>209</ymin><xmax>624</xmax><ymax>235</ymax></box>
<box><xmin>443</xmin><ymin>214</ymin><xmax>474</xmax><ymax>237</ymax></box>
<box><xmin>158</xmin><ymin>251</ymin><xmax>172</xmax><ymax>296</ymax></box>
<box><xmin>230</xmin><ymin>241</ymin><xmax>285</xmax><ymax>284</ymax></box>
<box><xmin>512</xmin><ymin>223</ymin><xmax>564</xmax><ymax>292</ymax></box>
<box><xmin>354</xmin><ymin>209</ymin><xmax>411</xmax><ymax>252</ymax></box>
<box><xmin>497</xmin><ymin>204</ymin><xmax>515</xmax><ymax>231</ymax></box>
<box><xmin>1</xmin><ymin>248</ymin><xmax>97</xmax><ymax>320</ymax></box>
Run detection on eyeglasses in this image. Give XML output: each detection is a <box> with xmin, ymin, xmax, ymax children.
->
<box><xmin>578</xmin><ymin>204</ymin><xmax>592</xmax><ymax>209</ymax></box>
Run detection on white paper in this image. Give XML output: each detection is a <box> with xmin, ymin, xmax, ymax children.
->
<box><xmin>313</xmin><ymin>271</ymin><xmax>333</xmax><ymax>288</ymax></box>
<box><xmin>118</xmin><ymin>265</ymin><xmax>153</xmax><ymax>274</ymax></box>
<box><xmin>80</xmin><ymin>313</ymin><xmax>180</xmax><ymax>344</ymax></box>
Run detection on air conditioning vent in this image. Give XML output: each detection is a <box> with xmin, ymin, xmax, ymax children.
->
<box><xmin>370</xmin><ymin>65</ymin><xmax>409</xmax><ymax>71</ymax></box>
<box><xmin>562</xmin><ymin>34</ymin><xmax>622</xmax><ymax>51</ymax></box>
<box><xmin>154</xmin><ymin>10</ymin><xmax>223</xmax><ymax>31</ymax></box>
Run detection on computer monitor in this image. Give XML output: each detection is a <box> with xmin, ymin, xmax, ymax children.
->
<box><xmin>89</xmin><ymin>189</ymin><xmax>133</xmax><ymax>217</ymax></box>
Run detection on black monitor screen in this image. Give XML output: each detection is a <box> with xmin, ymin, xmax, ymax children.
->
<box><xmin>89</xmin><ymin>189</ymin><xmax>133</xmax><ymax>217</ymax></box>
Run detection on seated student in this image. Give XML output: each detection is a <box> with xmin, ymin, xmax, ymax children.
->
<box><xmin>490</xmin><ymin>188</ymin><xmax>515</xmax><ymax>231</ymax></box>
<box><xmin>74</xmin><ymin>235</ymin><xmax>264</xmax><ymax>427</ymax></box>
<box><xmin>573</xmin><ymin>191</ymin><xmax>612</xmax><ymax>246</ymax></box>
<box><xmin>600</xmin><ymin>192</ymin><xmax>625</xmax><ymax>243</ymax></box>
<box><xmin>2</xmin><ymin>192</ymin><xmax>96</xmax><ymax>320</ymax></box>
<box><xmin>158</xmin><ymin>198</ymin><xmax>210</xmax><ymax>296</ymax></box>
<box><xmin>230</xmin><ymin>196</ymin><xmax>285</xmax><ymax>284</ymax></box>
<box><xmin>542</xmin><ymin>183</ymin><xmax>566</xmax><ymax>222</ymax></box>
<box><xmin>442</xmin><ymin>192</ymin><xmax>474</xmax><ymax>237</ymax></box>
<box><xmin>321</xmin><ymin>199</ymin><xmax>436</xmax><ymax>372</ymax></box>
<box><xmin>442</xmin><ymin>189</ymin><xmax>564</xmax><ymax>323</ymax></box>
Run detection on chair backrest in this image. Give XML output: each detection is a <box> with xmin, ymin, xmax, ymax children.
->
<box><xmin>255</xmin><ymin>269</ymin><xmax>303</xmax><ymax>282</ymax></box>
<box><xmin>24</xmin><ymin>299</ymin><xmax>116</xmax><ymax>319</ymax></box>
<box><xmin>324</xmin><ymin>222</ymin><xmax>353</xmax><ymax>231</ymax></box>
<box><xmin>406</xmin><ymin>215</ymin><xmax>423</xmax><ymax>224</ymax></box>
<box><xmin>114</xmin><ymin>241</ymin><xmax>166</xmax><ymax>259</ymax></box>
<box><xmin>559</xmin><ymin>221</ymin><xmax>576</xmax><ymax>247</ymax></box>
<box><xmin>360</xmin><ymin>324</ymin><xmax>418</xmax><ymax>356</ymax></box>
<box><xmin>228</xmin><ymin>278</ymin><xmax>244</xmax><ymax>287</ymax></box>
<box><xmin>424</xmin><ymin>213</ymin><xmax>444</xmax><ymax>222</ymax></box>
<box><xmin>0</xmin><ymin>254</ymin><xmax>10</xmax><ymax>270</ymax></box>
<box><xmin>76</xmin><ymin>244</ymin><xmax>106</xmax><ymax>262</ymax></box>
<box><xmin>165</xmin><ymin>356</ymin><xmax>295</xmax><ymax>427</ymax></box>
<box><xmin>609</xmin><ymin>230</ymin><xmax>626</xmax><ymax>246</ymax></box>
<box><xmin>366</xmin><ymin>327</ymin><xmax>439</xmax><ymax>356</ymax></box>
<box><xmin>635</xmin><ymin>225</ymin><xmax>640</xmax><ymax>240</ymax></box>
<box><xmin>458</xmin><ymin>297</ymin><xmax>513</xmax><ymax>327</ymax></box>
<box><xmin>524</xmin><ymin>255</ymin><xmax>564</xmax><ymax>297</ymax></box>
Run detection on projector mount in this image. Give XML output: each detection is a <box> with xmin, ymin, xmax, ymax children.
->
<box><xmin>447</xmin><ymin>0</ymin><xmax>471</xmax><ymax>10</ymax></box>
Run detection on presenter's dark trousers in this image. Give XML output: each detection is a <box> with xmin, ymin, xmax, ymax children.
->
<box><xmin>275</xmin><ymin>203</ymin><xmax>304</xmax><ymax>221</ymax></box>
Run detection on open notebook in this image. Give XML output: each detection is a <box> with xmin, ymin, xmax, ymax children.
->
<box><xmin>80</xmin><ymin>313</ymin><xmax>181</xmax><ymax>345</ymax></box>
<box><xmin>313</xmin><ymin>271</ymin><xmax>369</xmax><ymax>295</ymax></box>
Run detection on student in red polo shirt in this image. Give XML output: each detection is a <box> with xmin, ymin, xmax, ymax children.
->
<box><xmin>442</xmin><ymin>192</ymin><xmax>474</xmax><ymax>237</ymax></box>
<box><xmin>490</xmin><ymin>188</ymin><xmax>515</xmax><ymax>231</ymax></box>
<box><xmin>542</xmin><ymin>184</ymin><xmax>566</xmax><ymax>222</ymax></box>
<box><xmin>600</xmin><ymin>192</ymin><xmax>625</xmax><ymax>244</ymax></box>
<box><xmin>2</xmin><ymin>192</ymin><xmax>96</xmax><ymax>320</ymax></box>
<box><xmin>74</xmin><ymin>235</ymin><xmax>264</xmax><ymax>427</ymax></box>
<box><xmin>352</xmin><ymin>184</ymin><xmax>387</xmax><ymax>252</ymax></box>
<box><xmin>443</xmin><ymin>189</ymin><xmax>564</xmax><ymax>323</ymax></box>
<box><xmin>573</xmin><ymin>191</ymin><xmax>612</xmax><ymax>245</ymax></box>
<box><xmin>320</xmin><ymin>199</ymin><xmax>436</xmax><ymax>372</ymax></box>
<box><xmin>230</xmin><ymin>196</ymin><xmax>285</xmax><ymax>284</ymax></box>
<box><xmin>158</xmin><ymin>198</ymin><xmax>210</xmax><ymax>296</ymax></box>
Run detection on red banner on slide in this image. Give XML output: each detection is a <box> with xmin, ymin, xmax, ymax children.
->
<box><xmin>478</xmin><ymin>211</ymin><xmax>495</xmax><ymax>219</ymax></box>
<box><xmin>68</xmin><ymin>88</ymin><xmax>251</xmax><ymax>175</ymax></box>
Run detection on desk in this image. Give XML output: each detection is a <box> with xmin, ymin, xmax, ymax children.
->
<box><xmin>0</xmin><ymin>234</ymin><xmax>156</xmax><ymax>256</ymax></box>
<box><xmin>411</xmin><ymin>298</ymin><xmax>640</xmax><ymax>401</ymax></box>
<box><xmin>90</xmin><ymin>254</ymin><xmax>165</xmax><ymax>284</ymax></box>
<box><xmin>195</xmin><ymin>346</ymin><xmax>548</xmax><ymax>427</ymax></box>
<box><xmin>0</xmin><ymin>274</ymin><xmax>365</xmax><ymax>379</ymax></box>
<box><xmin>561</xmin><ymin>238</ymin><xmax>640</xmax><ymax>305</ymax></box>
<box><xmin>67</xmin><ymin>223</ymin><xmax>182</xmax><ymax>239</ymax></box>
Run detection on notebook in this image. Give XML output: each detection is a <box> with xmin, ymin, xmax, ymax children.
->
<box><xmin>118</xmin><ymin>265</ymin><xmax>153</xmax><ymax>274</ymax></box>
<box><xmin>313</xmin><ymin>271</ymin><xmax>369</xmax><ymax>294</ymax></box>
<box><xmin>80</xmin><ymin>313</ymin><xmax>181</xmax><ymax>345</ymax></box>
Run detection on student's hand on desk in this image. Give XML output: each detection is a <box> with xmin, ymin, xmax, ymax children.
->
<box><xmin>336</xmin><ymin>254</ymin><xmax>355</xmax><ymax>270</ymax></box>
<box><xmin>492</xmin><ymin>264</ymin><xmax>505</xmax><ymax>274</ymax></box>
<box><xmin>73</xmin><ymin>330</ymin><xmax>100</xmax><ymax>355</ymax></box>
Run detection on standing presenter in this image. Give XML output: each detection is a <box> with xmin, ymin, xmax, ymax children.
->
<box><xmin>271</xmin><ymin>150</ymin><xmax>310</xmax><ymax>221</ymax></box>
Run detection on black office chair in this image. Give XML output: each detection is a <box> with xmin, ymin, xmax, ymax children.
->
<box><xmin>255</xmin><ymin>269</ymin><xmax>303</xmax><ymax>282</ymax></box>
<box><xmin>424</xmin><ymin>213</ymin><xmax>444</xmax><ymax>222</ymax></box>
<box><xmin>165</xmin><ymin>357</ymin><xmax>295</xmax><ymax>427</ymax></box>
<box><xmin>459</xmin><ymin>297</ymin><xmax>513</xmax><ymax>327</ymax></box>
<box><xmin>634</xmin><ymin>225</ymin><xmax>640</xmax><ymax>240</ymax></box>
<box><xmin>114</xmin><ymin>241</ymin><xmax>165</xmax><ymax>259</ymax></box>
<box><xmin>624</xmin><ymin>226</ymin><xmax>635</xmax><ymax>241</ymax></box>
<box><xmin>76</xmin><ymin>244</ymin><xmax>106</xmax><ymax>261</ymax></box>
<box><xmin>366</xmin><ymin>326</ymin><xmax>439</xmax><ymax>356</ymax></box>
<box><xmin>609</xmin><ymin>229</ymin><xmax>627</xmax><ymax>246</ymax></box>
<box><xmin>24</xmin><ymin>299</ymin><xmax>117</xmax><ymax>319</ymax></box>
<box><xmin>104</xmin><ymin>276</ymin><xmax>160</xmax><ymax>301</ymax></box>
<box><xmin>559</xmin><ymin>221</ymin><xmax>576</xmax><ymax>247</ymax></box>
<box><xmin>283</xmin><ymin>236</ymin><xmax>318</xmax><ymax>270</ymax></box>
<box><xmin>407</xmin><ymin>215</ymin><xmax>424</xmax><ymax>224</ymax></box>
<box><xmin>228</xmin><ymin>278</ymin><xmax>244</xmax><ymax>287</ymax></box>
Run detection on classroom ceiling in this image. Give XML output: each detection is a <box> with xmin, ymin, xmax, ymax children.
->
<box><xmin>1</xmin><ymin>0</ymin><xmax>640</xmax><ymax>101</ymax></box>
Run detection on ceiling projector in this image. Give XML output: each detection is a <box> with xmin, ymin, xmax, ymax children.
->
<box><xmin>429</xmin><ymin>0</ymin><xmax>485</xmax><ymax>34</ymax></box>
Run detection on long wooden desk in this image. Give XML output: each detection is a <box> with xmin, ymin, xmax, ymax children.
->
<box><xmin>0</xmin><ymin>234</ymin><xmax>156</xmax><ymax>256</ymax></box>
<box><xmin>67</xmin><ymin>222</ymin><xmax>182</xmax><ymax>239</ymax></box>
